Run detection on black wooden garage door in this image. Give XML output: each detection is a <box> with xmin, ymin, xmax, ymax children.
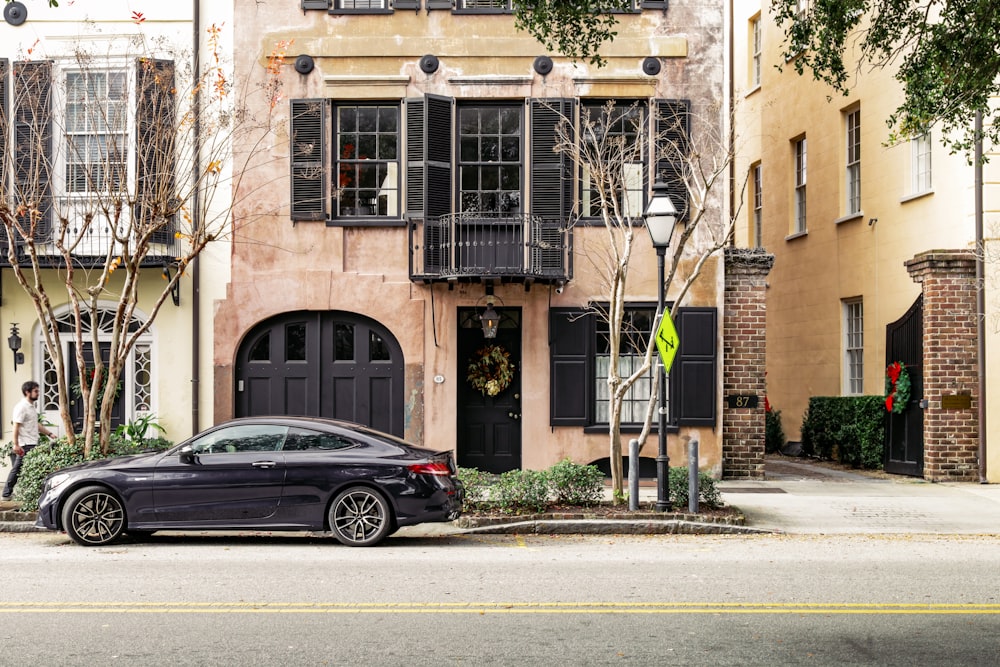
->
<box><xmin>235</xmin><ymin>311</ymin><xmax>404</xmax><ymax>437</ymax></box>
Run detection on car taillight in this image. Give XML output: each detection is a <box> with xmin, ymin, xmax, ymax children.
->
<box><xmin>408</xmin><ymin>462</ymin><xmax>451</xmax><ymax>476</ymax></box>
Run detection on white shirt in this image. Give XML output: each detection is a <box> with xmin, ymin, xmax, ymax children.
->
<box><xmin>12</xmin><ymin>397</ymin><xmax>40</xmax><ymax>447</ymax></box>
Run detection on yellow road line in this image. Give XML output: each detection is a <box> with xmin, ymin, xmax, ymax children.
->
<box><xmin>2</xmin><ymin>602</ymin><xmax>999</xmax><ymax>615</ymax></box>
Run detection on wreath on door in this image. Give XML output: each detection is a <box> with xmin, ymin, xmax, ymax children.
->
<box><xmin>467</xmin><ymin>344</ymin><xmax>514</xmax><ymax>397</ymax></box>
<box><xmin>884</xmin><ymin>361</ymin><xmax>911</xmax><ymax>414</ymax></box>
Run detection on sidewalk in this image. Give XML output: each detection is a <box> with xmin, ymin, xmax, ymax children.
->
<box><xmin>717</xmin><ymin>457</ymin><xmax>1000</xmax><ymax>534</ymax></box>
<box><xmin>4</xmin><ymin>457</ymin><xmax>1000</xmax><ymax>536</ymax></box>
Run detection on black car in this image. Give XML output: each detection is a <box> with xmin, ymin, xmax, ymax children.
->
<box><xmin>35</xmin><ymin>417</ymin><xmax>463</xmax><ymax>547</ymax></box>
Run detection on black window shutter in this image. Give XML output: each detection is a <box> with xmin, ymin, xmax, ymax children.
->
<box><xmin>136</xmin><ymin>59</ymin><xmax>176</xmax><ymax>244</ymax></box>
<box><xmin>425</xmin><ymin>95</ymin><xmax>453</xmax><ymax>218</ymax></box>
<box><xmin>301</xmin><ymin>0</ymin><xmax>331</xmax><ymax>8</ymax></box>
<box><xmin>393</xmin><ymin>0</ymin><xmax>420</xmax><ymax>9</ymax></box>
<box><xmin>672</xmin><ymin>307</ymin><xmax>717</xmax><ymax>426</ymax></box>
<box><xmin>529</xmin><ymin>98</ymin><xmax>575</xmax><ymax>221</ymax></box>
<box><xmin>405</xmin><ymin>94</ymin><xmax>452</xmax><ymax>220</ymax></box>
<box><xmin>655</xmin><ymin>99</ymin><xmax>690</xmax><ymax>223</ymax></box>
<box><xmin>13</xmin><ymin>60</ymin><xmax>53</xmax><ymax>244</ymax></box>
<box><xmin>289</xmin><ymin>99</ymin><xmax>328</xmax><ymax>221</ymax></box>
<box><xmin>549</xmin><ymin>307</ymin><xmax>591</xmax><ymax>426</ymax></box>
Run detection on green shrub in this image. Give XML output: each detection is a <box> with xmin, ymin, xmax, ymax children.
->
<box><xmin>492</xmin><ymin>469</ymin><xmax>551</xmax><ymax>514</ymax></box>
<box><xmin>765</xmin><ymin>409</ymin><xmax>786</xmax><ymax>454</ymax></box>
<box><xmin>3</xmin><ymin>434</ymin><xmax>174</xmax><ymax>511</ymax></box>
<box><xmin>456</xmin><ymin>466</ymin><xmax>495</xmax><ymax>512</ymax></box>
<box><xmin>668</xmin><ymin>467</ymin><xmax>723</xmax><ymax>509</ymax></box>
<box><xmin>801</xmin><ymin>396</ymin><xmax>885</xmax><ymax>469</ymax></box>
<box><xmin>548</xmin><ymin>458</ymin><xmax>604</xmax><ymax>506</ymax></box>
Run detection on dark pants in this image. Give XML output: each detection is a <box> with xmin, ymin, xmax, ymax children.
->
<box><xmin>3</xmin><ymin>444</ymin><xmax>36</xmax><ymax>499</ymax></box>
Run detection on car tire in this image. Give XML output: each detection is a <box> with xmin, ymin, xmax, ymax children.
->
<box><xmin>329</xmin><ymin>486</ymin><xmax>392</xmax><ymax>547</ymax></box>
<box><xmin>61</xmin><ymin>485</ymin><xmax>126</xmax><ymax>547</ymax></box>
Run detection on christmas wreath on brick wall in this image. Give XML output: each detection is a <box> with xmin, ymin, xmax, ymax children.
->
<box><xmin>467</xmin><ymin>344</ymin><xmax>513</xmax><ymax>397</ymax></box>
<box><xmin>884</xmin><ymin>361</ymin><xmax>911</xmax><ymax>414</ymax></box>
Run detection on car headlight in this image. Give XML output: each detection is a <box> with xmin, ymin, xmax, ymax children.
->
<box><xmin>48</xmin><ymin>473</ymin><xmax>71</xmax><ymax>490</ymax></box>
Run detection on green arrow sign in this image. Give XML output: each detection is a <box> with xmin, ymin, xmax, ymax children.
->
<box><xmin>655</xmin><ymin>311</ymin><xmax>679</xmax><ymax>372</ymax></box>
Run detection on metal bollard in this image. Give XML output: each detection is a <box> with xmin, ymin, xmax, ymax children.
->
<box><xmin>688</xmin><ymin>437</ymin><xmax>699</xmax><ymax>513</ymax></box>
<box><xmin>629</xmin><ymin>439</ymin><xmax>639</xmax><ymax>511</ymax></box>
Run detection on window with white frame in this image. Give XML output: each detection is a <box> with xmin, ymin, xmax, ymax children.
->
<box><xmin>794</xmin><ymin>137</ymin><xmax>807</xmax><ymax>233</ymax></box>
<box><xmin>912</xmin><ymin>132</ymin><xmax>932</xmax><ymax>194</ymax></box>
<box><xmin>843</xmin><ymin>299</ymin><xmax>863</xmax><ymax>395</ymax></box>
<box><xmin>64</xmin><ymin>70</ymin><xmax>128</xmax><ymax>195</ymax></box>
<box><xmin>845</xmin><ymin>108</ymin><xmax>861</xmax><ymax>215</ymax></box>
<box><xmin>595</xmin><ymin>307</ymin><xmax>659</xmax><ymax>424</ymax></box>
<box><xmin>581</xmin><ymin>101</ymin><xmax>645</xmax><ymax>219</ymax></box>
<box><xmin>752</xmin><ymin>162</ymin><xmax>762</xmax><ymax>247</ymax></box>
<box><xmin>750</xmin><ymin>15</ymin><xmax>762</xmax><ymax>88</ymax></box>
<box><xmin>335</xmin><ymin>103</ymin><xmax>400</xmax><ymax>218</ymax></box>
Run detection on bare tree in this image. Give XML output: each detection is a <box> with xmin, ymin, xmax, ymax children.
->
<box><xmin>555</xmin><ymin>101</ymin><xmax>745</xmax><ymax>499</ymax></box>
<box><xmin>0</xmin><ymin>27</ymin><xmax>289</xmax><ymax>455</ymax></box>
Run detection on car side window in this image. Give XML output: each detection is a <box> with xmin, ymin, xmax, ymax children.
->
<box><xmin>282</xmin><ymin>427</ymin><xmax>358</xmax><ymax>452</ymax></box>
<box><xmin>189</xmin><ymin>425</ymin><xmax>287</xmax><ymax>455</ymax></box>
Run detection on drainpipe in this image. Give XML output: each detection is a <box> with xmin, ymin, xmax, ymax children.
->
<box><xmin>191</xmin><ymin>0</ymin><xmax>202</xmax><ymax>435</ymax></box>
<box><xmin>727</xmin><ymin>0</ymin><xmax>735</xmax><ymax>247</ymax></box>
<box><xmin>975</xmin><ymin>111</ymin><xmax>986</xmax><ymax>483</ymax></box>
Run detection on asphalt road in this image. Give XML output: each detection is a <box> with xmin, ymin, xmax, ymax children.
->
<box><xmin>2</xmin><ymin>530</ymin><xmax>999</xmax><ymax>665</ymax></box>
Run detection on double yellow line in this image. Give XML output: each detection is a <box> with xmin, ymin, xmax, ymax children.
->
<box><xmin>2</xmin><ymin>602</ymin><xmax>999</xmax><ymax>615</ymax></box>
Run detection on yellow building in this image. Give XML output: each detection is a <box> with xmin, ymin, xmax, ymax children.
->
<box><xmin>0</xmin><ymin>1</ymin><xmax>232</xmax><ymax>458</ymax></box>
<box><xmin>732</xmin><ymin>3</ymin><xmax>998</xmax><ymax>481</ymax></box>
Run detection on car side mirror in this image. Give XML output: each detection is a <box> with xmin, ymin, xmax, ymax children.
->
<box><xmin>178</xmin><ymin>446</ymin><xmax>196</xmax><ymax>464</ymax></box>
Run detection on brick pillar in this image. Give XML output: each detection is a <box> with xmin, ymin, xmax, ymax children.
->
<box><xmin>723</xmin><ymin>248</ymin><xmax>775</xmax><ymax>479</ymax></box>
<box><xmin>905</xmin><ymin>250</ymin><xmax>980</xmax><ymax>481</ymax></box>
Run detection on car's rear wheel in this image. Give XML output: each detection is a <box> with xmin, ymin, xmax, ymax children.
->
<box><xmin>61</xmin><ymin>485</ymin><xmax>126</xmax><ymax>547</ymax></box>
<box><xmin>329</xmin><ymin>486</ymin><xmax>391</xmax><ymax>547</ymax></box>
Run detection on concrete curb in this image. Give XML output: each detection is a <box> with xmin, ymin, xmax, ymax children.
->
<box><xmin>458</xmin><ymin>519</ymin><xmax>776</xmax><ymax>535</ymax></box>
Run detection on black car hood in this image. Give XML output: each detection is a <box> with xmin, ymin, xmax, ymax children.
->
<box><xmin>52</xmin><ymin>451</ymin><xmax>164</xmax><ymax>476</ymax></box>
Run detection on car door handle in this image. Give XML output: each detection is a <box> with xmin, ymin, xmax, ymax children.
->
<box><xmin>252</xmin><ymin>461</ymin><xmax>278</xmax><ymax>469</ymax></box>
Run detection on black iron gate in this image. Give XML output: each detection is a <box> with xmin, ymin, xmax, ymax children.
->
<box><xmin>884</xmin><ymin>296</ymin><xmax>923</xmax><ymax>476</ymax></box>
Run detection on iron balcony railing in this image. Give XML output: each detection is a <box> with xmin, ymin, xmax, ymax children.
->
<box><xmin>409</xmin><ymin>213</ymin><xmax>573</xmax><ymax>285</ymax></box>
<box><xmin>0</xmin><ymin>204</ymin><xmax>178</xmax><ymax>269</ymax></box>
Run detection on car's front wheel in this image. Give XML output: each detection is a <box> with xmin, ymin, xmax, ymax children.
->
<box><xmin>329</xmin><ymin>486</ymin><xmax>392</xmax><ymax>547</ymax></box>
<box><xmin>61</xmin><ymin>485</ymin><xmax>126</xmax><ymax>547</ymax></box>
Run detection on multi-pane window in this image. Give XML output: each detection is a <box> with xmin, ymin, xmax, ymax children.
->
<box><xmin>581</xmin><ymin>102</ymin><xmax>645</xmax><ymax>218</ymax></box>
<box><xmin>458</xmin><ymin>105</ymin><xmax>522</xmax><ymax>214</ymax></box>
<box><xmin>336</xmin><ymin>0</ymin><xmax>387</xmax><ymax>8</ymax></box>
<box><xmin>845</xmin><ymin>108</ymin><xmax>861</xmax><ymax>215</ymax></box>
<box><xmin>794</xmin><ymin>137</ymin><xmax>807</xmax><ymax>233</ymax></box>
<box><xmin>750</xmin><ymin>16</ymin><xmax>762</xmax><ymax>88</ymax></box>
<box><xmin>595</xmin><ymin>307</ymin><xmax>658</xmax><ymax>424</ymax></box>
<box><xmin>843</xmin><ymin>299</ymin><xmax>863</xmax><ymax>395</ymax></box>
<box><xmin>912</xmin><ymin>132</ymin><xmax>932</xmax><ymax>193</ymax></box>
<box><xmin>64</xmin><ymin>71</ymin><xmax>128</xmax><ymax>194</ymax></box>
<box><xmin>335</xmin><ymin>103</ymin><xmax>399</xmax><ymax>217</ymax></box>
<box><xmin>752</xmin><ymin>163</ymin><xmax>762</xmax><ymax>247</ymax></box>
<box><xmin>457</xmin><ymin>0</ymin><xmax>512</xmax><ymax>9</ymax></box>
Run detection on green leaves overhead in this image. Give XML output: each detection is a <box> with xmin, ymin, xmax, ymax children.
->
<box><xmin>771</xmin><ymin>0</ymin><xmax>1000</xmax><ymax>159</ymax></box>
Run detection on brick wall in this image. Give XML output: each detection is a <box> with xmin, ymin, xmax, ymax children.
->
<box><xmin>723</xmin><ymin>248</ymin><xmax>774</xmax><ymax>479</ymax></box>
<box><xmin>906</xmin><ymin>251</ymin><xmax>980</xmax><ymax>481</ymax></box>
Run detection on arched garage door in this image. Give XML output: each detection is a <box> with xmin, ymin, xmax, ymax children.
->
<box><xmin>235</xmin><ymin>311</ymin><xmax>404</xmax><ymax>437</ymax></box>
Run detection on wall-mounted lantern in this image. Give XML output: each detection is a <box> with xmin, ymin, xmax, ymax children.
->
<box><xmin>8</xmin><ymin>323</ymin><xmax>24</xmax><ymax>371</ymax></box>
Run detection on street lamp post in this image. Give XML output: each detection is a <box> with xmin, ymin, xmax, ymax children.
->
<box><xmin>644</xmin><ymin>180</ymin><xmax>678</xmax><ymax>512</ymax></box>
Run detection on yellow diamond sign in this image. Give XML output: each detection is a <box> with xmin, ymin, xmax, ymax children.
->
<box><xmin>655</xmin><ymin>311</ymin><xmax>679</xmax><ymax>372</ymax></box>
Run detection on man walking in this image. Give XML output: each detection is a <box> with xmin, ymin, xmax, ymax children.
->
<box><xmin>3</xmin><ymin>381</ymin><xmax>55</xmax><ymax>501</ymax></box>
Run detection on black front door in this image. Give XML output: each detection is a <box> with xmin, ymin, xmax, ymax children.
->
<box><xmin>68</xmin><ymin>342</ymin><xmax>125</xmax><ymax>431</ymax></box>
<box><xmin>456</xmin><ymin>308</ymin><xmax>521</xmax><ymax>473</ymax></box>
<box><xmin>236</xmin><ymin>312</ymin><xmax>405</xmax><ymax>437</ymax></box>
